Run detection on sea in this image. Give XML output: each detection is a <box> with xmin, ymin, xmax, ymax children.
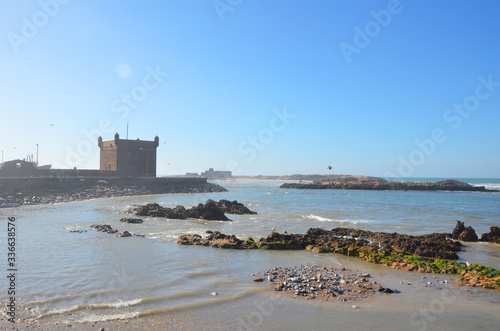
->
<box><xmin>1</xmin><ymin>178</ymin><xmax>499</xmax><ymax>330</ymax></box>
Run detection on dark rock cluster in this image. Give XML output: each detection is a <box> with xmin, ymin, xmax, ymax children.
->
<box><xmin>216</xmin><ymin>199</ymin><xmax>257</xmax><ymax>215</ymax></box>
<box><xmin>131</xmin><ymin>199</ymin><xmax>256</xmax><ymax>221</ymax></box>
<box><xmin>178</xmin><ymin>230</ymin><xmax>257</xmax><ymax>249</ymax></box>
<box><xmin>480</xmin><ymin>226</ymin><xmax>500</xmax><ymax>244</ymax></box>
<box><xmin>119</xmin><ymin>218</ymin><xmax>144</xmax><ymax>224</ymax></box>
<box><xmin>451</xmin><ymin>221</ymin><xmax>478</xmax><ymax>242</ymax></box>
<box><xmin>451</xmin><ymin>221</ymin><xmax>500</xmax><ymax>244</ymax></box>
<box><xmin>178</xmin><ymin>227</ymin><xmax>462</xmax><ymax>259</ymax></box>
<box><xmin>90</xmin><ymin>224</ymin><xmax>143</xmax><ymax>238</ymax></box>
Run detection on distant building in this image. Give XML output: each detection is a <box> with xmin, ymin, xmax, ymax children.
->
<box><xmin>98</xmin><ymin>133</ymin><xmax>159</xmax><ymax>177</ymax></box>
<box><xmin>185</xmin><ymin>172</ymin><xmax>200</xmax><ymax>177</ymax></box>
<box><xmin>0</xmin><ymin>159</ymin><xmax>39</xmax><ymax>177</ymax></box>
<box><xmin>200</xmin><ymin>168</ymin><xmax>232</xmax><ymax>179</ymax></box>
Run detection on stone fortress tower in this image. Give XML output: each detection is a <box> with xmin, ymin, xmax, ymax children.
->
<box><xmin>98</xmin><ymin>133</ymin><xmax>159</xmax><ymax>177</ymax></box>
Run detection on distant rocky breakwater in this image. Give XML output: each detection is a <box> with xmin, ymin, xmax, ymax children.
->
<box><xmin>0</xmin><ymin>177</ymin><xmax>227</xmax><ymax>208</ymax></box>
<box><xmin>178</xmin><ymin>222</ymin><xmax>500</xmax><ymax>290</ymax></box>
<box><xmin>280</xmin><ymin>179</ymin><xmax>499</xmax><ymax>192</ymax></box>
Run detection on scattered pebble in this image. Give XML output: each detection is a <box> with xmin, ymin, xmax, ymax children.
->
<box><xmin>257</xmin><ymin>265</ymin><xmax>384</xmax><ymax>303</ymax></box>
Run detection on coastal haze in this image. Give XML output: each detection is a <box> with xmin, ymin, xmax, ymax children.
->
<box><xmin>1</xmin><ymin>1</ymin><xmax>500</xmax><ymax>330</ymax></box>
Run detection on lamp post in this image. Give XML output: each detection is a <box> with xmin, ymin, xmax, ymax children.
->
<box><xmin>36</xmin><ymin>144</ymin><xmax>39</xmax><ymax>165</ymax></box>
<box><xmin>1</xmin><ymin>150</ymin><xmax>3</xmax><ymax>164</ymax></box>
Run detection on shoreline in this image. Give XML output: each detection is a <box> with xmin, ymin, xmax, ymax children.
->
<box><xmin>0</xmin><ymin>179</ymin><xmax>226</xmax><ymax>208</ymax></box>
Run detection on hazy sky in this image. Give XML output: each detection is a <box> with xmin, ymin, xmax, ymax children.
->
<box><xmin>1</xmin><ymin>1</ymin><xmax>499</xmax><ymax>178</ymax></box>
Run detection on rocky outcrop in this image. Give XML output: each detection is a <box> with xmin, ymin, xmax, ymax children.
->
<box><xmin>178</xmin><ymin>227</ymin><xmax>461</xmax><ymax>259</ymax></box>
<box><xmin>451</xmin><ymin>221</ymin><xmax>479</xmax><ymax>242</ymax></box>
<box><xmin>119</xmin><ymin>218</ymin><xmax>144</xmax><ymax>224</ymax></box>
<box><xmin>177</xmin><ymin>226</ymin><xmax>500</xmax><ymax>290</ymax></box>
<box><xmin>280</xmin><ymin>179</ymin><xmax>498</xmax><ymax>192</ymax></box>
<box><xmin>134</xmin><ymin>204</ymin><xmax>189</xmax><ymax>219</ymax></box>
<box><xmin>130</xmin><ymin>199</ymin><xmax>256</xmax><ymax>221</ymax></box>
<box><xmin>480</xmin><ymin>226</ymin><xmax>500</xmax><ymax>244</ymax></box>
<box><xmin>177</xmin><ymin>231</ymin><xmax>255</xmax><ymax>249</ymax></box>
<box><xmin>91</xmin><ymin>224</ymin><xmax>118</xmax><ymax>234</ymax></box>
<box><xmin>216</xmin><ymin>199</ymin><xmax>257</xmax><ymax>215</ymax></box>
<box><xmin>187</xmin><ymin>200</ymin><xmax>229</xmax><ymax>221</ymax></box>
<box><xmin>327</xmin><ymin>228</ymin><xmax>462</xmax><ymax>259</ymax></box>
<box><xmin>90</xmin><ymin>224</ymin><xmax>143</xmax><ymax>237</ymax></box>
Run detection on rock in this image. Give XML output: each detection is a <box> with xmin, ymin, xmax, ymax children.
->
<box><xmin>119</xmin><ymin>218</ymin><xmax>144</xmax><ymax>224</ymax></box>
<box><xmin>452</xmin><ymin>221</ymin><xmax>478</xmax><ymax>242</ymax></box>
<box><xmin>216</xmin><ymin>199</ymin><xmax>257</xmax><ymax>215</ymax></box>
<box><xmin>91</xmin><ymin>224</ymin><xmax>118</xmax><ymax>234</ymax></box>
<box><xmin>132</xmin><ymin>203</ymin><xmax>188</xmax><ymax>219</ymax></box>
<box><xmin>253</xmin><ymin>277</ymin><xmax>264</xmax><ymax>282</ymax></box>
<box><xmin>119</xmin><ymin>231</ymin><xmax>132</xmax><ymax>237</ymax></box>
<box><xmin>274</xmin><ymin>283</ymin><xmax>285</xmax><ymax>291</ymax></box>
<box><xmin>187</xmin><ymin>200</ymin><xmax>229</xmax><ymax>221</ymax></box>
<box><xmin>177</xmin><ymin>226</ymin><xmax>463</xmax><ymax>259</ymax></box>
<box><xmin>131</xmin><ymin>200</ymin><xmax>233</xmax><ymax>221</ymax></box>
<box><xmin>480</xmin><ymin>226</ymin><xmax>500</xmax><ymax>244</ymax></box>
<box><xmin>177</xmin><ymin>234</ymin><xmax>203</xmax><ymax>245</ymax></box>
<box><xmin>378</xmin><ymin>287</ymin><xmax>395</xmax><ymax>294</ymax></box>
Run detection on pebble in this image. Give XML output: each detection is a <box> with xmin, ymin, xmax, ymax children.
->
<box><xmin>259</xmin><ymin>264</ymin><xmax>382</xmax><ymax>303</ymax></box>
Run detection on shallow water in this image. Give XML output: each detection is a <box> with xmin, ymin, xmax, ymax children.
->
<box><xmin>0</xmin><ymin>179</ymin><xmax>499</xmax><ymax>329</ymax></box>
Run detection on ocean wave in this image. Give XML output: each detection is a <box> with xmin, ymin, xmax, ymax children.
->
<box><xmin>59</xmin><ymin>225</ymin><xmax>87</xmax><ymax>233</ymax></box>
<box><xmin>475</xmin><ymin>183</ymin><xmax>500</xmax><ymax>191</ymax></box>
<box><xmin>138</xmin><ymin>288</ymin><xmax>266</xmax><ymax>317</ymax></box>
<box><xmin>39</xmin><ymin>298</ymin><xmax>143</xmax><ymax>319</ymax></box>
<box><xmin>306</xmin><ymin>215</ymin><xmax>371</xmax><ymax>224</ymax></box>
<box><xmin>30</xmin><ymin>295</ymin><xmax>80</xmax><ymax>305</ymax></box>
<box><xmin>64</xmin><ymin>311</ymin><xmax>140</xmax><ymax>323</ymax></box>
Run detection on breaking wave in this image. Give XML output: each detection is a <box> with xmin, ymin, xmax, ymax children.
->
<box><xmin>306</xmin><ymin>214</ymin><xmax>371</xmax><ymax>224</ymax></box>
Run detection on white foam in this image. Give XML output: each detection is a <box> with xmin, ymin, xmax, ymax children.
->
<box><xmin>108</xmin><ymin>299</ymin><xmax>142</xmax><ymax>309</ymax></box>
<box><xmin>475</xmin><ymin>183</ymin><xmax>500</xmax><ymax>191</ymax></box>
<box><xmin>307</xmin><ymin>214</ymin><xmax>371</xmax><ymax>224</ymax></box>
<box><xmin>307</xmin><ymin>214</ymin><xmax>334</xmax><ymax>222</ymax></box>
<box><xmin>66</xmin><ymin>312</ymin><xmax>139</xmax><ymax>323</ymax></box>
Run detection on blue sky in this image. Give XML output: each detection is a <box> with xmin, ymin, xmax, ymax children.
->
<box><xmin>0</xmin><ymin>0</ymin><xmax>499</xmax><ymax>178</ymax></box>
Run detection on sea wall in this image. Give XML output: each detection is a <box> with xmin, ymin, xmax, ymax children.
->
<box><xmin>0</xmin><ymin>177</ymin><xmax>226</xmax><ymax>207</ymax></box>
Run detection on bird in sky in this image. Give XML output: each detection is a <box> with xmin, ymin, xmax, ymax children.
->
<box><xmin>50</xmin><ymin>123</ymin><xmax>55</xmax><ymax>126</ymax></box>
<box><xmin>328</xmin><ymin>165</ymin><xmax>332</xmax><ymax>170</ymax></box>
